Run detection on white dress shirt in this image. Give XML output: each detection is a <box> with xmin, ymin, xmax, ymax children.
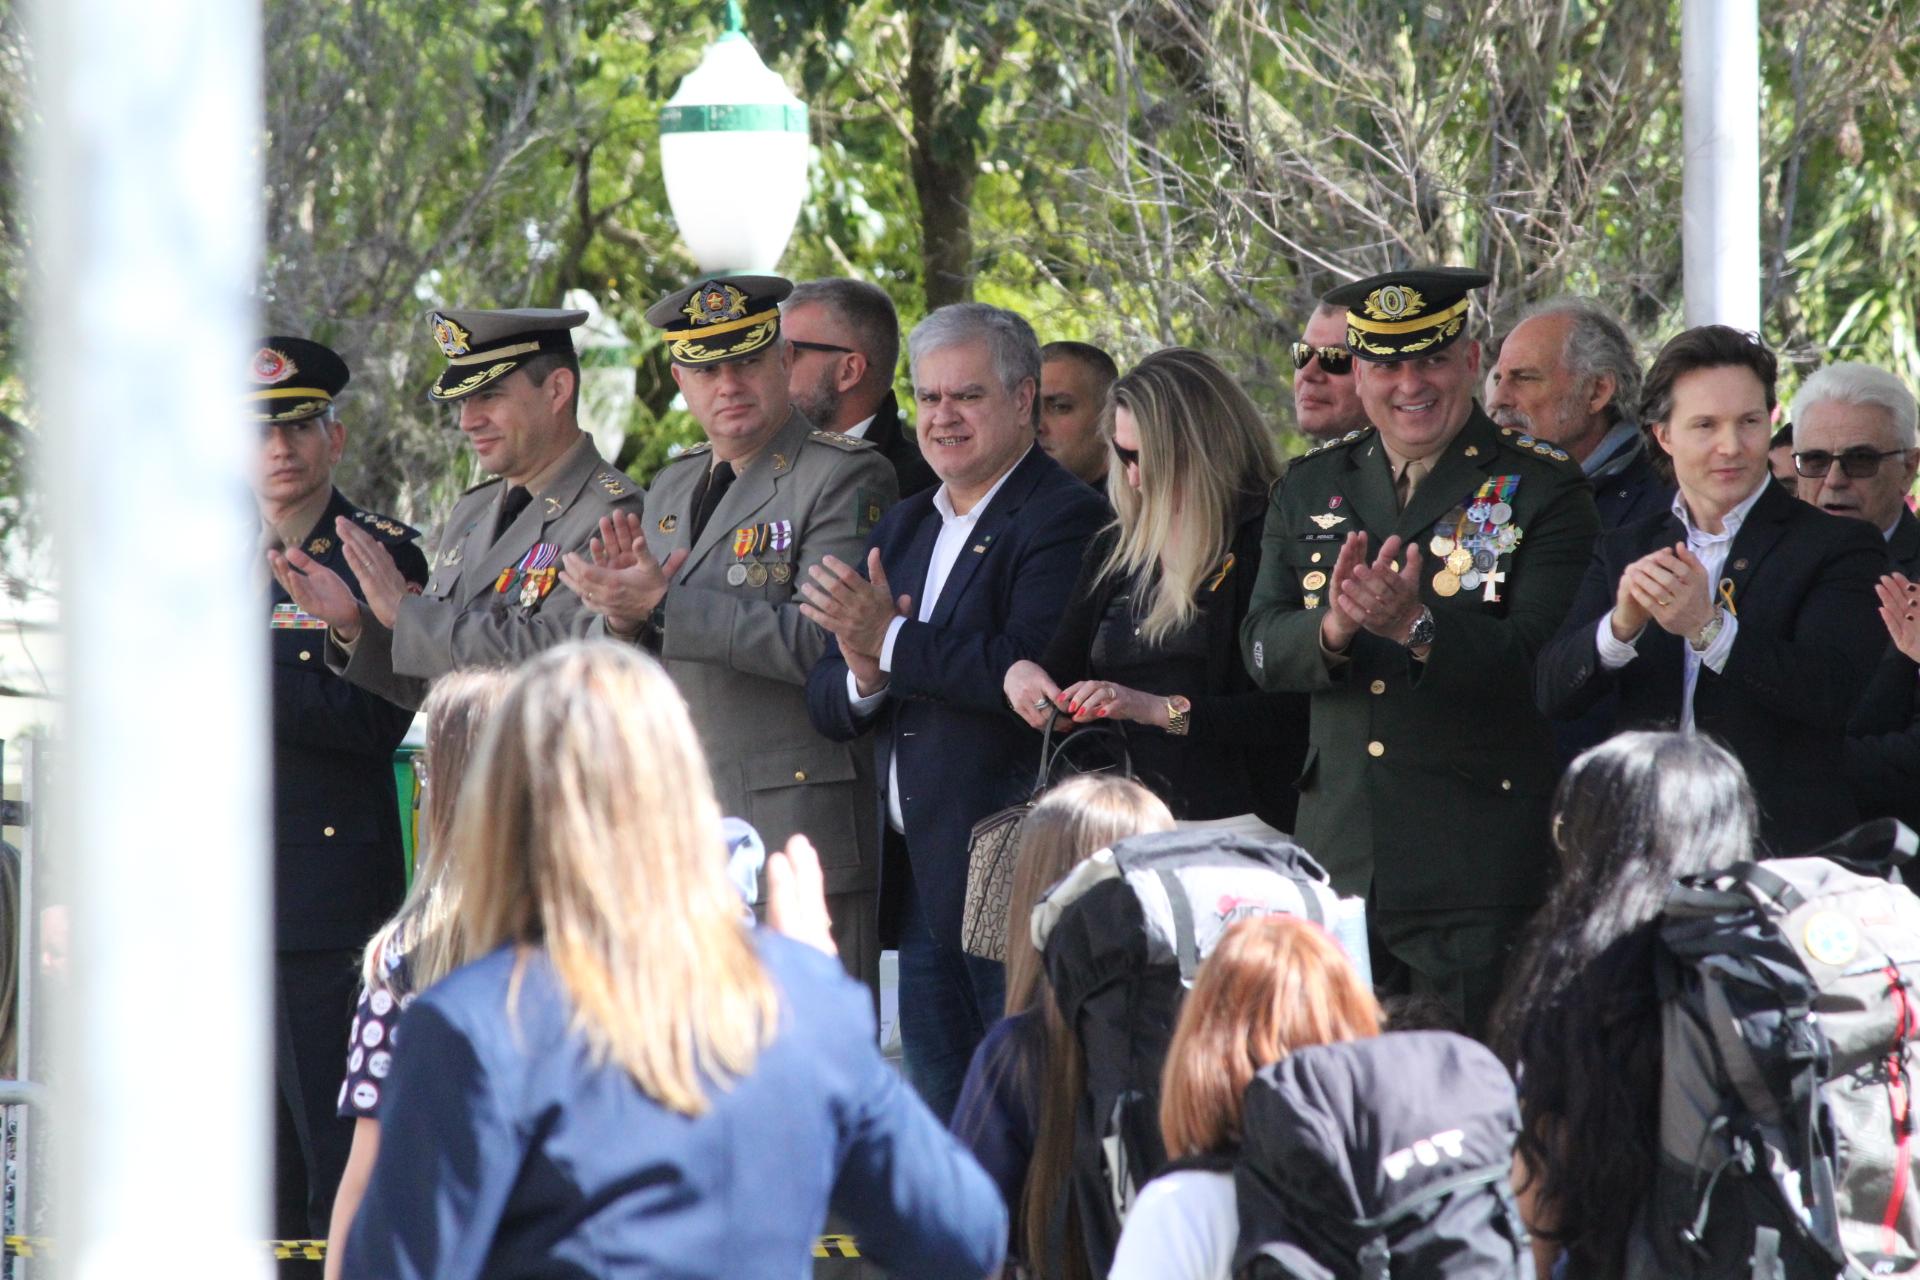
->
<box><xmin>1594</xmin><ymin>479</ymin><xmax>1768</xmax><ymax>730</ymax></box>
<box><xmin>848</xmin><ymin>450</ymin><xmax>1029</xmax><ymax>831</ymax></box>
<box><xmin>842</xmin><ymin>412</ymin><xmax>876</xmax><ymax>441</ymax></box>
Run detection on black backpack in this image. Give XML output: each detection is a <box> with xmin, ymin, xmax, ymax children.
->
<box><xmin>1626</xmin><ymin>822</ymin><xmax>1920</xmax><ymax>1280</ymax></box>
<box><xmin>1234</xmin><ymin>1031</ymin><xmax>1534</xmax><ymax>1280</ymax></box>
<box><xmin>1033</xmin><ymin>828</ymin><xmax>1344</xmax><ymax>1278</ymax></box>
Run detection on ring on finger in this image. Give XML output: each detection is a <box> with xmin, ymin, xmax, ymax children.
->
<box><xmin>1031</xmin><ymin>697</ymin><xmax>1051</xmax><ymax>712</ymax></box>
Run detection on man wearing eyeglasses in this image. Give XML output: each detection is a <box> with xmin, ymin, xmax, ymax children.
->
<box><xmin>1291</xmin><ymin>302</ymin><xmax>1371</xmax><ymax>443</ymax></box>
<box><xmin>1794</xmin><ymin>363</ymin><xmax>1920</xmax><ymax>830</ymax></box>
<box><xmin>784</xmin><ymin>277</ymin><xmax>938</xmax><ymax>499</ymax></box>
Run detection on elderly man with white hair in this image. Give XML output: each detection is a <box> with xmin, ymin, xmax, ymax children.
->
<box><xmin>1804</xmin><ymin>363</ymin><xmax>1920</xmax><ymax>830</ymax></box>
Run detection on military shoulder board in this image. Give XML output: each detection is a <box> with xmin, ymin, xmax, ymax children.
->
<box><xmin>809</xmin><ymin>430</ymin><xmax>876</xmax><ymax>452</ymax></box>
<box><xmin>1300</xmin><ymin>426</ymin><xmax>1372</xmax><ymax>460</ymax></box>
<box><xmin>596</xmin><ymin>470</ymin><xmax>633</xmax><ymax>498</ymax></box>
<box><xmin>1496</xmin><ymin>427</ymin><xmax>1572</xmax><ymax>463</ymax></box>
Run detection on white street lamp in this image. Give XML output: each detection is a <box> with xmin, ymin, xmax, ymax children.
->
<box><xmin>659</xmin><ymin>1</ymin><xmax>809</xmax><ymax>274</ymax></box>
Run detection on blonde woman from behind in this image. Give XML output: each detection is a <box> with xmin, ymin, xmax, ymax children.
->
<box><xmin>950</xmin><ymin>774</ymin><xmax>1174</xmax><ymax>1279</ymax></box>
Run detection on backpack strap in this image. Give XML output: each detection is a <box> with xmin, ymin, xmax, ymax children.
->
<box><xmin>1729</xmin><ymin>863</ymin><xmax>1806</xmax><ymax>912</ymax></box>
<box><xmin>1155</xmin><ymin>869</ymin><xmax>1202</xmax><ymax>984</ymax></box>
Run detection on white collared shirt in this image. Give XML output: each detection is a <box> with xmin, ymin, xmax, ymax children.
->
<box><xmin>848</xmin><ymin>449</ymin><xmax>1029</xmax><ymax>831</ymax></box>
<box><xmin>843</xmin><ymin>413</ymin><xmax>876</xmax><ymax>442</ymax></box>
<box><xmin>1594</xmin><ymin>479</ymin><xmax>1768</xmax><ymax>729</ymax></box>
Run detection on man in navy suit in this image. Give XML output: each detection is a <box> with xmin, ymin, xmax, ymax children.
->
<box><xmin>804</xmin><ymin>303</ymin><xmax>1108</xmax><ymax>1120</ymax></box>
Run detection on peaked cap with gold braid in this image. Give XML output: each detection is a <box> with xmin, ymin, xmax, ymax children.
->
<box><xmin>249</xmin><ymin>336</ymin><xmax>350</xmax><ymax>423</ymax></box>
<box><xmin>1323</xmin><ymin>267</ymin><xmax>1490</xmax><ymax>363</ymax></box>
<box><xmin>644</xmin><ymin>274</ymin><xmax>792</xmax><ymax>366</ymax></box>
<box><xmin>425</xmin><ymin>307</ymin><xmax>587</xmax><ymax>402</ymax></box>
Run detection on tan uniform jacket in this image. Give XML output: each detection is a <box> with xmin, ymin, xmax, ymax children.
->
<box><xmin>329</xmin><ymin>433</ymin><xmax>645</xmax><ymax>708</ymax></box>
<box><xmin>637</xmin><ymin>409</ymin><xmax>897</xmax><ymax>897</ymax></box>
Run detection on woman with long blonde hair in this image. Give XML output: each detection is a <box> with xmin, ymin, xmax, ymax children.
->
<box><xmin>1004</xmin><ymin>347</ymin><xmax>1307</xmax><ymax>838</ymax></box>
<box><xmin>324</xmin><ymin>668</ymin><xmax>509</xmax><ymax>1279</ymax></box>
<box><xmin>949</xmin><ymin>775</ymin><xmax>1174</xmax><ymax>1279</ymax></box>
<box><xmin>1108</xmin><ymin>915</ymin><xmax>1381</xmax><ymax>1280</ymax></box>
<box><xmin>341</xmin><ymin>643</ymin><xmax>1005</xmax><ymax>1279</ymax></box>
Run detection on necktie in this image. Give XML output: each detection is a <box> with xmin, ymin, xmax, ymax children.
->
<box><xmin>689</xmin><ymin>462</ymin><xmax>737</xmax><ymax>542</ymax></box>
<box><xmin>495</xmin><ymin>485</ymin><xmax>533</xmax><ymax>542</ymax></box>
<box><xmin>1396</xmin><ymin>459</ymin><xmax>1425</xmax><ymax>510</ymax></box>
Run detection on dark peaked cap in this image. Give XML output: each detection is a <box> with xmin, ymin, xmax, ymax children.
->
<box><xmin>426</xmin><ymin>307</ymin><xmax>587</xmax><ymax>402</ymax></box>
<box><xmin>1324</xmin><ymin>267</ymin><xmax>1490</xmax><ymax>363</ymax></box>
<box><xmin>645</xmin><ymin>275</ymin><xmax>793</xmax><ymax>367</ymax></box>
<box><xmin>249</xmin><ymin>336</ymin><xmax>350</xmax><ymax>423</ymax></box>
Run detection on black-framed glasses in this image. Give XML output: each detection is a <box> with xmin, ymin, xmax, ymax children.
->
<box><xmin>1792</xmin><ymin>446</ymin><xmax>1913</xmax><ymax>479</ymax></box>
<box><xmin>1113</xmin><ymin>442</ymin><xmax>1140</xmax><ymax>467</ymax></box>
<box><xmin>1290</xmin><ymin>341</ymin><xmax>1353</xmax><ymax>376</ymax></box>
<box><xmin>789</xmin><ymin>340</ymin><xmax>855</xmax><ymax>356</ymax></box>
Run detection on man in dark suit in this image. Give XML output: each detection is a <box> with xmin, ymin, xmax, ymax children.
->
<box><xmin>1538</xmin><ymin>328</ymin><xmax>1887</xmax><ymax>854</ymax></box>
<box><xmin>1241</xmin><ymin>269</ymin><xmax>1599</xmax><ymax>1037</ymax></box>
<box><xmin>1782</xmin><ymin>363</ymin><xmax>1920</xmax><ymax>827</ymax></box>
<box><xmin>250</xmin><ymin>336</ymin><xmax>427</xmax><ymax>1246</ymax></box>
<box><xmin>785</xmin><ymin>277</ymin><xmax>938</xmax><ymax>498</ymax></box>
<box><xmin>803</xmin><ymin>303</ymin><xmax>1107</xmax><ymax>1120</ymax></box>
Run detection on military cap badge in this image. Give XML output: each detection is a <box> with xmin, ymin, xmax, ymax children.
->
<box><xmin>253</xmin><ymin>347</ymin><xmax>297</xmax><ymax>383</ymax></box>
<box><xmin>424</xmin><ymin>307</ymin><xmax>588</xmax><ymax>402</ymax></box>
<box><xmin>432</xmin><ymin>314</ymin><xmax>473</xmax><ymax>358</ymax></box>
<box><xmin>246</xmin><ymin>336</ymin><xmax>349</xmax><ymax>424</ymax></box>
<box><xmin>645</xmin><ymin>274</ymin><xmax>794</xmax><ymax>367</ymax></box>
<box><xmin>1324</xmin><ymin>267</ymin><xmax>1490</xmax><ymax>364</ymax></box>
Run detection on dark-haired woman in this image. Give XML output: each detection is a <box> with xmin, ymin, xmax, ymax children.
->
<box><xmin>1491</xmin><ymin>730</ymin><xmax>1757</xmax><ymax>1278</ymax></box>
<box><xmin>1535</xmin><ymin>324</ymin><xmax>1885</xmax><ymax>853</ymax></box>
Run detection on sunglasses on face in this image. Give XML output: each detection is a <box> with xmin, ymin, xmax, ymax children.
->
<box><xmin>1113</xmin><ymin>442</ymin><xmax>1140</xmax><ymax>467</ymax></box>
<box><xmin>789</xmin><ymin>340</ymin><xmax>855</xmax><ymax>356</ymax></box>
<box><xmin>1792</xmin><ymin>446</ymin><xmax>1912</xmax><ymax>479</ymax></box>
<box><xmin>1290</xmin><ymin>342</ymin><xmax>1353</xmax><ymax>376</ymax></box>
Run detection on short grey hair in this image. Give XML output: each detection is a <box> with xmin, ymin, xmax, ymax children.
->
<box><xmin>1521</xmin><ymin>297</ymin><xmax>1642</xmax><ymax>426</ymax></box>
<box><xmin>1791</xmin><ymin>361</ymin><xmax>1919</xmax><ymax>449</ymax></box>
<box><xmin>785</xmin><ymin>278</ymin><xmax>901</xmax><ymax>382</ymax></box>
<box><xmin>907</xmin><ymin>303</ymin><xmax>1042</xmax><ymax>405</ymax></box>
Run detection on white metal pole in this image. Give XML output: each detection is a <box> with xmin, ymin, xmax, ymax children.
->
<box><xmin>30</xmin><ymin>0</ymin><xmax>269</xmax><ymax>1276</ymax></box>
<box><xmin>1681</xmin><ymin>0</ymin><xmax>1762</xmax><ymax>331</ymax></box>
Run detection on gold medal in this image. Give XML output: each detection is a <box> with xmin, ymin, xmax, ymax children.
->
<box><xmin>1429</xmin><ymin>535</ymin><xmax>1455</xmax><ymax>557</ymax></box>
<box><xmin>1446</xmin><ymin>547</ymin><xmax>1474</xmax><ymax>575</ymax></box>
<box><xmin>1433</xmin><ymin>570</ymin><xmax>1461</xmax><ymax>598</ymax></box>
<box><xmin>771</xmin><ymin>563</ymin><xmax>792</xmax><ymax>585</ymax></box>
<box><xmin>746</xmin><ymin>563</ymin><xmax>769</xmax><ymax>588</ymax></box>
<box><xmin>1302</xmin><ymin>571</ymin><xmax>1328</xmax><ymax>591</ymax></box>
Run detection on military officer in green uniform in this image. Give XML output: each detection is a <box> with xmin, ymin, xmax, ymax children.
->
<box><xmin>561</xmin><ymin>275</ymin><xmax>897</xmax><ymax>992</ymax></box>
<box><xmin>1240</xmin><ymin>268</ymin><xmax>1599</xmax><ymax>1034</ymax></box>
<box><xmin>272</xmin><ymin>308</ymin><xmax>645</xmax><ymax>710</ymax></box>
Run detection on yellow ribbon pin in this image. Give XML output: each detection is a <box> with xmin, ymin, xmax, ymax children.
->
<box><xmin>1718</xmin><ymin>577</ymin><xmax>1738</xmax><ymax>616</ymax></box>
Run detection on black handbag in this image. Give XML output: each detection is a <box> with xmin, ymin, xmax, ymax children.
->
<box><xmin>959</xmin><ymin>717</ymin><xmax>1132</xmax><ymax>962</ymax></box>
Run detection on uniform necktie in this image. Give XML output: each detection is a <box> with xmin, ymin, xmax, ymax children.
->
<box><xmin>689</xmin><ymin>461</ymin><xmax>736</xmax><ymax>542</ymax></box>
<box><xmin>495</xmin><ymin>485</ymin><xmax>533</xmax><ymax>541</ymax></box>
<box><xmin>1396</xmin><ymin>458</ymin><xmax>1426</xmax><ymax>510</ymax></box>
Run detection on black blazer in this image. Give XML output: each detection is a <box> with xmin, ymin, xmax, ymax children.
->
<box><xmin>866</xmin><ymin>390</ymin><xmax>940</xmax><ymax>499</ymax></box>
<box><xmin>1536</xmin><ymin>481</ymin><xmax>1888</xmax><ymax>853</ymax></box>
<box><xmin>271</xmin><ymin>488</ymin><xmax>428</xmax><ymax>950</ymax></box>
<box><xmin>1846</xmin><ymin>507</ymin><xmax>1920</xmax><ymax>829</ymax></box>
<box><xmin>1591</xmin><ymin>436</ymin><xmax>1673</xmax><ymax>532</ymax></box>
<box><xmin>806</xmin><ymin>447</ymin><xmax>1108</xmax><ymax>948</ymax></box>
<box><xmin>1039</xmin><ymin>498</ymin><xmax>1307</xmax><ymax>831</ymax></box>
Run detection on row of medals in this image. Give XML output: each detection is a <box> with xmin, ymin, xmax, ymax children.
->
<box><xmin>726</xmin><ymin>560</ymin><xmax>791</xmax><ymax>588</ymax></box>
<box><xmin>1429</xmin><ymin>498</ymin><xmax>1519</xmax><ymax>598</ymax></box>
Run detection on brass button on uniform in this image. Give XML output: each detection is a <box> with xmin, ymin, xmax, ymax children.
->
<box><xmin>1367</xmin><ymin>740</ymin><xmax>1385</xmax><ymax>758</ymax></box>
<box><xmin>1310</xmin><ymin>552</ymin><xmax>1322</xmax><ymax>563</ymax></box>
<box><xmin>793</xmin><ymin>770</ymin><xmax>808</xmax><ymax>782</ymax></box>
<box><xmin>1500</xmin><ymin>779</ymin><xmax>1513</xmax><ymax>792</ymax></box>
<box><xmin>298</xmin><ymin>650</ymin><xmax>311</xmax><ymax>662</ymax></box>
<box><xmin>1369</xmin><ymin>679</ymin><xmax>1386</xmax><ymax>695</ymax></box>
<box><xmin>323</xmin><ymin>825</ymin><xmax>336</xmax><ymax>837</ymax></box>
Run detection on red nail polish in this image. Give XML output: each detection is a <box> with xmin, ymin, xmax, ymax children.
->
<box><xmin>1097</xmin><ymin>708</ymin><xmax>1109</xmax><ymax>717</ymax></box>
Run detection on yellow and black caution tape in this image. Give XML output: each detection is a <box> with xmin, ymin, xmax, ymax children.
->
<box><xmin>3</xmin><ymin>1233</ymin><xmax>862</xmax><ymax>1261</ymax></box>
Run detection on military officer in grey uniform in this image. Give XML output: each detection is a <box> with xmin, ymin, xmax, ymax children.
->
<box><xmin>1240</xmin><ymin>268</ymin><xmax>1599</xmax><ymax>1036</ymax></box>
<box><xmin>561</xmin><ymin>275</ymin><xmax>897</xmax><ymax>991</ymax></box>
<box><xmin>271</xmin><ymin>308</ymin><xmax>645</xmax><ymax>709</ymax></box>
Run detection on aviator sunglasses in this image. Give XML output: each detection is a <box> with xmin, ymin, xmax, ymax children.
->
<box><xmin>1791</xmin><ymin>445</ymin><xmax>1914</xmax><ymax>479</ymax></box>
<box><xmin>1290</xmin><ymin>342</ymin><xmax>1354</xmax><ymax>376</ymax></box>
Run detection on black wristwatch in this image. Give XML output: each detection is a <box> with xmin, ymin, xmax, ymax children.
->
<box><xmin>1403</xmin><ymin>606</ymin><xmax>1436</xmax><ymax>649</ymax></box>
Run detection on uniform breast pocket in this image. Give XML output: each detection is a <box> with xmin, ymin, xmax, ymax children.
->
<box><xmin>738</xmin><ymin>743</ymin><xmax>861</xmax><ymax>870</ymax></box>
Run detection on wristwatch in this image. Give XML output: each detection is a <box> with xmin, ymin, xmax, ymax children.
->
<box><xmin>1165</xmin><ymin>695</ymin><xmax>1192</xmax><ymax>736</ymax></box>
<box><xmin>1689</xmin><ymin>608</ymin><xmax>1726</xmax><ymax>653</ymax></box>
<box><xmin>1402</xmin><ymin>606</ymin><xmax>1436</xmax><ymax>649</ymax></box>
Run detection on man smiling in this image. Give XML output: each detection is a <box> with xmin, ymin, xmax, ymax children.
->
<box><xmin>1241</xmin><ymin>267</ymin><xmax>1599</xmax><ymax>1036</ymax></box>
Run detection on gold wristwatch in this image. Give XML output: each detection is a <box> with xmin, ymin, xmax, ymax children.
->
<box><xmin>1166</xmin><ymin>695</ymin><xmax>1192</xmax><ymax>736</ymax></box>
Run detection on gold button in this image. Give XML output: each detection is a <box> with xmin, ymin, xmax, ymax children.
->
<box><xmin>1369</xmin><ymin>679</ymin><xmax>1386</xmax><ymax>695</ymax></box>
<box><xmin>323</xmin><ymin>826</ymin><xmax>336</xmax><ymax>837</ymax></box>
<box><xmin>1367</xmin><ymin>741</ymin><xmax>1385</xmax><ymax>758</ymax></box>
<box><xmin>793</xmin><ymin>770</ymin><xmax>808</xmax><ymax>782</ymax></box>
<box><xmin>1310</xmin><ymin>552</ymin><xmax>1322</xmax><ymax>563</ymax></box>
<box><xmin>1501</xmin><ymin>779</ymin><xmax>1512</xmax><ymax>792</ymax></box>
<box><xmin>298</xmin><ymin>650</ymin><xmax>311</xmax><ymax>662</ymax></box>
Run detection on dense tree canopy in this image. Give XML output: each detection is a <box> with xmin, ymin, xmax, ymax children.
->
<box><xmin>1</xmin><ymin>0</ymin><xmax>1917</xmax><ymax>536</ymax></box>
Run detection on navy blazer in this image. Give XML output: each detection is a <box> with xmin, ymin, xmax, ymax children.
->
<box><xmin>271</xmin><ymin>488</ymin><xmax>426</xmax><ymax>950</ymax></box>
<box><xmin>805</xmin><ymin>447</ymin><xmax>1108</xmax><ymax>948</ymax></box>
<box><xmin>1590</xmin><ymin>435</ymin><xmax>1673</xmax><ymax>532</ymax></box>
<box><xmin>1845</xmin><ymin>507</ymin><xmax>1920</xmax><ymax>828</ymax></box>
<box><xmin>343</xmin><ymin>933</ymin><xmax>1007</xmax><ymax>1280</ymax></box>
<box><xmin>1536</xmin><ymin>480</ymin><xmax>1887</xmax><ymax>853</ymax></box>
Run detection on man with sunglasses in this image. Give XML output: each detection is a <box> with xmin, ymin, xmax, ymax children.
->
<box><xmin>1291</xmin><ymin>302</ymin><xmax>1370</xmax><ymax>442</ymax></box>
<box><xmin>1243</xmin><ymin>268</ymin><xmax>1599</xmax><ymax>1037</ymax></box>
<box><xmin>1792</xmin><ymin>363</ymin><xmax>1920</xmax><ymax>830</ymax></box>
<box><xmin>784</xmin><ymin>277</ymin><xmax>938</xmax><ymax>498</ymax></box>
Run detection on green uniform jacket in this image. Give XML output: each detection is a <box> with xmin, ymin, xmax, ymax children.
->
<box><xmin>329</xmin><ymin>433</ymin><xmax>645</xmax><ymax>709</ymax></box>
<box><xmin>636</xmin><ymin>409</ymin><xmax>898</xmax><ymax>900</ymax></box>
<box><xmin>1239</xmin><ymin>407</ymin><xmax>1599</xmax><ymax>911</ymax></box>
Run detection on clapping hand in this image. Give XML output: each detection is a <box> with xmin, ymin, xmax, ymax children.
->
<box><xmin>1322</xmin><ymin>532</ymin><xmax>1424</xmax><ymax>650</ymax></box>
<box><xmin>268</xmin><ymin>546</ymin><xmax>366</xmax><ymax>642</ymax></box>
<box><xmin>559</xmin><ymin>512</ymin><xmax>688</xmax><ymax>635</ymax></box>
<box><xmin>766</xmin><ymin>834</ymin><xmax>837</xmax><ymax>956</ymax></box>
<box><xmin>1622</xmin><ymin>543</ymin><xmax>1715</xmax><ymax>640</ymax></box>
<box><xmin>1878</xmin><ymin>572</ymin><xmax>1920</xmax><ymax>664</ymax></box>
<box><xmin>800</xmin><ymin>549</ymin><xmax>911</xmax><ymax>697</ymax></box>
<box><xmin>336</xmin><ymin>518</ymin><xmax>413</xmax><ymax>628</ymax></box>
